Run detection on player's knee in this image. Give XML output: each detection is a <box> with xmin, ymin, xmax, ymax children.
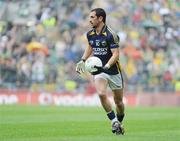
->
<box><xmin>98</xmin><ymin>94</ymin><xmax>108</xmax><ymax>102</ymax></box>
<box><xmin>114</xmin><ymin>98</ymin><xmax>123</xmax><ymax>106</ymax></box>
<box><xmin>97</xmin><ymin>90</ymin><xmax>106</xmax><ymax>96</ymax></box>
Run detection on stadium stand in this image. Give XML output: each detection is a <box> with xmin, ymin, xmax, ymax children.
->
<box><xmin>0</xmin><ymin>0</ymin><xmax>179</xmax><ymax>94</ymax></box>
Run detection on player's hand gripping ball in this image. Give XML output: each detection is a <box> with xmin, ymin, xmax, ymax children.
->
<box><xmin>85</xmin><ymin>56</ymin><xmax>103</xmax><ymax>73</ymax></box>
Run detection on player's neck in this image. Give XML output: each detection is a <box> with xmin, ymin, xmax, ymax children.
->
<box><xmin>95</xmin><ymin>22</ymin><xmax>105</xmax><ymax>35</ymax></box>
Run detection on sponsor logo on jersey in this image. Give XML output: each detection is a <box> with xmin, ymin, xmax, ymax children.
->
<box><xmin>93</xmin><ymin>48</ymin><xmax>108</xmax><ymax>55</ymax></box>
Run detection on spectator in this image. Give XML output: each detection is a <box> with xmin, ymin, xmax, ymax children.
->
<box><xmin>0</xmin><ymin>0</ymin><xmax>179</xmax><ymax>93</ymax></box>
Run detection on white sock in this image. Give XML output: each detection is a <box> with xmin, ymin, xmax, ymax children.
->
<box><xmin>111</xmin><ymin>117</ymin><xmax>118</xmax><ymax>125</ymax></box>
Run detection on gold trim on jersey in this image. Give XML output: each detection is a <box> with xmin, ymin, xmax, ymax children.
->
<box><xmin>107</xmin><ymin>27</ymin><xmax>119</xmax><ymax>44</ymax></box>
<box><xmin>116</xmin><ymin>60</ymin><xmax>122</xmax><ymax>73</ymax></box>
<box><xmin>116</xmin><ymin>60</ymin><xmax>124</xmax><ymax>88</ymax></box>
<box><xmin>102</xmin><ymin>32</ymin><xmax>107</xmax><ymax>36</ymax></box>
<box><xmin>89</xmin><ymin>31</ymin><xmax>95</xmax><ymax>36</ymax></box>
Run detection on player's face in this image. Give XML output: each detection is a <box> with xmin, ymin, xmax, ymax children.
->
<box><xmin>89</xmin><ymin>11</ymin><xmax>101</xmax><ymax>28</ymax></box>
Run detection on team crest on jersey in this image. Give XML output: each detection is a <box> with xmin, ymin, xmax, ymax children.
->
<box><xmin>101</xmin><ymin>40</ymin><xmax>107</xmax><ymax>46</ymax></box>
<box><xmin>89</xmin><ymin>40</ymin><xmax>94</xmax><ymax>45</ymax></box>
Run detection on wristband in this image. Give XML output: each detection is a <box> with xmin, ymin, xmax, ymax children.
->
<box><xmin>104</xmin><ymin>64</ymin><xmax>110</xmax><ymax>69</ymax></box>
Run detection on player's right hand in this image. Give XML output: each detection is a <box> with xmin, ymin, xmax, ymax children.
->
<box><xmin>94</xmin><ymin>66</ymin><xmax>104</xmax><ymax>72</ymax></box>
<box><xmin>94</xmin><ymin>64</ymin><xmax>110</xmax><ymax>72</ymax></box>
<box><xmin>76</xmin><ymin>60</ymin><xmax>85</xmax><ymax>74</ymax></box>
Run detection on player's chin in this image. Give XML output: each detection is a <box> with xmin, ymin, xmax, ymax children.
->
<box><xmin>90</xmin><ymin>23</ymin><xmax>95</xmax><ymax>28</ymax></box>
<box><xmin>90</xmin><ymin>24</ymin><xmax>94</xmax><ymax>28</ymax></box>
<box><xmin>91</xmin><ymin>25</ymin><xmax>97</xmax><ymax>29</ymax></box>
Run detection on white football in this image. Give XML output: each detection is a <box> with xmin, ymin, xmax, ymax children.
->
<box><xmin>85</xmin><ymin>56</ymin><xmax>103</xmax><ymax>73</ymax></box>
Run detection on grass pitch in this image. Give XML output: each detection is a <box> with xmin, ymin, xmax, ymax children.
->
<box><xmin>0</xmin><ymin>105</ymin><xmax>180</xmax><ymax>141</ymax></box>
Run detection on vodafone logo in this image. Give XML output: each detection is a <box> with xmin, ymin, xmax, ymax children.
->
<box><xmin>38</xmin><ymin>93</ymin><xmax>127</xmax><ymax>106</ymax></box>
<box><xmin>0</xmin><ymin>92</ymin><xmax>131</xmax><ymax>106</ymax></box>
<box><xmin>38</xmin><ymin>93</ymin><xmax>101</xmax><ymax>106</ymax></box>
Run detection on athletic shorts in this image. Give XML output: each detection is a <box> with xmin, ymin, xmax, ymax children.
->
<box><xmin>94</xmin><ymin>73</ymin><xmax>123</xmax><ymax>90</ymax></box>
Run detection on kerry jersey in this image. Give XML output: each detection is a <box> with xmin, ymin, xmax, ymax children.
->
<box><xmin>86</xmin><ymin>25</ymin><xmax>122</xmax><ymax>75</ymax></box>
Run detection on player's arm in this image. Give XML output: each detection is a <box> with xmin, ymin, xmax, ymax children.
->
<box><xmin>81</xmin><ymin>45</ymin><xmax>93</xmax><ymax>61</ymax></box>
<box><xmin>104</xmin><ymin>31</ymin><xmax>120</xmax><ymax>69</ymax></box>
<box><xmin>76</xmin><ymin>45</ymin><xmax>93</xmax><ymax>74</ymax></box>
<box><xmin>105</xmin><ymin>47</ymin><xmax>119</xmax><ymax>68</ymax></box>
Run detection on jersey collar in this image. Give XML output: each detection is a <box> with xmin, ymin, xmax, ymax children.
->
<box><xmin>100</xmin><ymin>24</ymin><xmax>107</xmax><ymax>36</ymax></box>
<box><xmin>90</xmin><ymin>24</ymin><xmax>107</xmax><ymax>36</ymax></box>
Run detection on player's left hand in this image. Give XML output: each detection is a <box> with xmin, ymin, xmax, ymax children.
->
<box><xmin>94</xmin><ymin>64</ymin><xmax>110</xmax><ymax>73</ymax></box>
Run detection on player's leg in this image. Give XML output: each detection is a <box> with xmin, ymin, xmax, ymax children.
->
<box><xmin>94</xmin><ymin>77</ymin><xmax>110</xmax><ymax>109</ymax></box>
<box><xmin>111</xmin><ymin>89</ymin><xmax>125</xmax><ymax>135</ymax></box>
<box><xmin>108</xmin><ymin>73</ymin><xmax>125</xmax><ymax>123</ymax></box>
<box><xmin>108</xmin><ymin>73</ymin><xmax>125</xmax><ymax>135</ymax></box>
<box><xmin>112</xmin><ymin>89</ymin><xmax>125</xmax><ymax>123</ymax></box>
<box><xmin>94</xmin><ymin>74</ymin><xmax>119</xmax><ymax>130</ymax></box>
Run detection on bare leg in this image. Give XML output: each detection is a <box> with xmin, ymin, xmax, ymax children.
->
<box><xmin>99</xmin><ymin>95</ymin><xmax>112</xmax><ymax>112</ymax></box>
<box><xmin>112</xmin><ymin>89</ymin><xmax>125</xmax><ymax>122</ymax></box>
<box><xmin>94</xmin><ymin>78</ymin><xmax>112</xmax><ymax>112</ymax></box>
<box><xmin>94</xmin><ymin>77</ymin><xmax>124</xmax><ymax>135</ymax></box>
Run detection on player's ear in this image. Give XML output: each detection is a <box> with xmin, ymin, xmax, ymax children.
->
<box><xmin>98</xmin><ymin>16</ymin><xmax>103</xmax><ymax>22</ymax></box>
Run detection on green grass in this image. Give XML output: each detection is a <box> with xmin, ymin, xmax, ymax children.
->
<box><xmin>0</xmin><ymin>105</ymin><xmax>180</xmax><ymax>141</ymax></box>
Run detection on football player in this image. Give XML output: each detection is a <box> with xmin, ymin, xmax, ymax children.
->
<box><xmin>76</xmin><ymin>8</ymin><xmax>125</xmax><ymax>135</ymax></box>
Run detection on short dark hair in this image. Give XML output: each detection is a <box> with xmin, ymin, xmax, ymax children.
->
<box><xmin>91</xmin><ymin>8</ymin><xmax>106</xmax><ymax>23</ymax></box>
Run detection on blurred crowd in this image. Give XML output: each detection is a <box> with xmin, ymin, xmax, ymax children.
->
<box><xmin>0</xmin><ymin>0</ymin><xmax>179</xmax><ymax>94</ymax></box>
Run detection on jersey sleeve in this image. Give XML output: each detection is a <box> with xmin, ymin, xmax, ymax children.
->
<box><xmin>86</xmin><ymin>31</ymin><xmax>94</xmax><ymax>48</ymax></box>
<box><xmin>108</xmin><ymin>32</ymin><xmax>120</xmax><ymax>49</ymax></box>
<box><xmin>86</xmin><ymin>32</ymin><xmax>90</xmax><ymax>45</ymax></box>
